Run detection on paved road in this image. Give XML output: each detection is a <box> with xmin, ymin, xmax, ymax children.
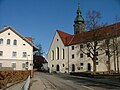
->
<box><xmin>36</xmin><ymin>72</ymin><xmax>120</xmax><ymax>90</ymax></box>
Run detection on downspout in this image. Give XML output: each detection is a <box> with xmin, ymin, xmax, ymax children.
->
<box><xmin>68</xmin><ymin>46</ymin><xmax>69</xmax><ymax>73</ymax></box>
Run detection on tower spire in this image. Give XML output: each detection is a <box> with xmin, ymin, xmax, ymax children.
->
<box><xmin>74</xmin><ymin>4</ymin><xmax>84</xmax><ymax>24</ymax></box>
<box><xmin>73</xmin><ymin>3</ymin><xmax>85</xmax><ymax>34</ymax></box>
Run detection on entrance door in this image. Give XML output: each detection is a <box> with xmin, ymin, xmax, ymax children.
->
<box><xmin>72</xmin><ymin>64</ymin><xmax>75</xmax><ymax>72</ymax></box>
<box><xmin>56</xmin><ymin>65</ymin><xmax>60</xmax><ymax>71</ymax></box>
<box><xmin>87</xmin><ymin>63</ymin><xmax>91</xmax><ymax>71</ymax></box>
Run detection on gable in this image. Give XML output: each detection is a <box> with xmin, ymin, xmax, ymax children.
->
<box><xmin>0</xmin><ymin>26</ymin><xmax>38</xmax><ymax>50</ymax></box>
<box><xmin>48</xmin><ymin>30</ymin><xmax>66</xmax><ymax>54</ymax></box>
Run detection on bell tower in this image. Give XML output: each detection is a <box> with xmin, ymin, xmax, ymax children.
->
<box><xmin>74</xmin><ymin>4</ymin><xmax>85</xmax><ymax>34</ymax></box>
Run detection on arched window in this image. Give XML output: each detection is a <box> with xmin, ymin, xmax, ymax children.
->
<box><xmin>56</xmin><ymin>47</ymin><xmax>59</xmax><ymax>60</ymax></box>
<box><xmin>51</xmin><ymin>50</ymin><xmax>54</xmax><ymax>60</ymax></box>
<box><xmin>0</xmin><ymin>38</ymin><xmax>3</xmax><ymax>45</ymax></box>
<box><xmin>7</xmin><ymin>39</ymin><xmax>10</xmax><ymax>45</ymax></box>
<box><xmin>13</xmin><ymin>39</ymin><xmax>17</xmax><ymax>45</ymax></box>
<box><xmin>56</xmin><ymin>65</ymin><xmax>60</xmax><ymax>71</ymax></box>
<box><xmin>62</xmin><ymin>49</ymin><xmax>65</xmax><ymax>59</ymax></box>
<box><xmin>72</xmin><ymin>64</ymin><xmax>75</xmax><ymax>72</ymax></box>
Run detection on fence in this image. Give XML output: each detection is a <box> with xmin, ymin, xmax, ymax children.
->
<box><xmin>21</xmin><ymin>75</ymin><xmax>30</xmax><ymax>90</ymax></box>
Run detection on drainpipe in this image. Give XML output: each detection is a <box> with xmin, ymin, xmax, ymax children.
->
<box><xmin>68</xmin><ymin>46</ymin><xmax>69</xmax><ymax>73</ymax></box>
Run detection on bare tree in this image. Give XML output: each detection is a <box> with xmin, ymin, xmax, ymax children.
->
<box><xmin>101</xmin><ymin>36</ymin><xmax>113</xmax><ymax>73</ymax></box>
<box><xmin>79</xmin><ymin>10</ymin><xmax>106</xmax><ymax>73</ymax></box>
<box><xmin>35</xmin><ymin>43</ymin><xmax>44</xmax><ymax>56</ymax></box>
<box><xmin>86</xmin><ymin>10</ymin><xmax>101</xmax><ymax>30</ymax></box>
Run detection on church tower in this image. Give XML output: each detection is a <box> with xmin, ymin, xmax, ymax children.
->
<box><xmin>74</xmin><ymin>5</ymin><xmax>85</xmax><ymax>34</ymax></box>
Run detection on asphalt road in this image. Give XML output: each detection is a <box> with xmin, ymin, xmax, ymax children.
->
<box><xmin>37</xmin><ymin>72</ymin><xmax>120</xmax><ymax>90</ymax></box>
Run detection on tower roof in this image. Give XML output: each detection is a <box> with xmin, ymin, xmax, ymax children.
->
<box><xmin>74</xmin><ymin>5</ymin><xmax>84</xmax><ymax>24</ymax></box>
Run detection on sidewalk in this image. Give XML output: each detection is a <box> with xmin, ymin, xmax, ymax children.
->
<box><xmin>29</xmin><ymin>74</ymin><xmax>58</xmax><ymax>90</ymax></box>
<box><xmin>5</xmin><ymin>81</ymin><xmax>25</xmax><ymax>90</ymax></box>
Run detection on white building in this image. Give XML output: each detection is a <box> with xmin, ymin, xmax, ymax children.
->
<box><xmin>48</xmin><ymin>6</ymin><xmax>120</xmax><ymax>73</ymax></box>
<box><xmin>0</xmin><ymin>26</ymin><xmax>38</xmax><ymax>70</ymax></box>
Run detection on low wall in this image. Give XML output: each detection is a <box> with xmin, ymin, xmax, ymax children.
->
<box><xmin>0</xmin><ymin>70</ymin><xmax>31</xmax><ymax>89</ymax></box>
<box><xmin>70</xmin><ymin>72</ymin><xmax>120</xmax><ymax>78</ymax></box>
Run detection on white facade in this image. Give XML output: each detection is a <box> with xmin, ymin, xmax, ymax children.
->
<box><xmin>48</xmin><ymin>30</ymin><xmax>120</xmax><ymax>73</ymax></box>
<box><xmin>48</xmin><ymin>32</ymin><xmax>69</xmax><ymax>73</ymax></box>
<box><xmin>0</xmin><ymin>26</ymin><xmax>37</xmax><ymax>70</ymax></box>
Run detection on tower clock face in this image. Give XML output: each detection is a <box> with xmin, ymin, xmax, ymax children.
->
<box><xmin>82</xmin><ymin>25</ymin><xmax>85</xmax><ymax>30</ymax></box>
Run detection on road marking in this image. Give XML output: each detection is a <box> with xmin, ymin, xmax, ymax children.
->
<box><xmin>82</xmin><ymin>85</ymin><xmax>95</xmax><ymax>90</ymax></box>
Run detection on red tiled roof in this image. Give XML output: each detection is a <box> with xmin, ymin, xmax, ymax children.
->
<box><xmin>57</xmin><ymin>22</ymin><xmax>120</xmax><ymax>46</ymax></box>
<box><xmin>57</xmin><ymin>30</ymin><xmax>73</xmax><ymax>45</ymax></box>
<box><xmin>70</xmin><ymin>22</ymin><xmax>120</xmax><ymax>45</ymax></box>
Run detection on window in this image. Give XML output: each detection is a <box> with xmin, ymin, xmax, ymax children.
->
<box><xmin>80</xmin><ymin>67</ymin><xmax>83</xmax><ymax>69</ymax></box>
<box><xmin>0</xmin><ymin>51</ymin><xmax>3</xmax><ymax>56</ymax></box>
<box><xmin>23</xmin><ymin>52</ymin><xmax>27</xmax><ymax>58</ymax></box>
<box><xmin>80</xmin><ymin>63</ymin><xmax>84</xmax><ymax>66</ymax></box>
<box><xmin>96</xmin><ymin>62</ymin><xmax>99</xmax><ymax>65</ymax></box>
<box><xmin>51</xmin><ymin>50</ymin><xmax>54</xmax><ymax>60</ymax></box>
<box><xmin>62</xmin><ymin>49</ymin><xmax>65</xmax><ymax>59</ymax></box>
<box><xmin>72</xmin><ymin>54</ymin><xmax>74</xmax><ymax>59</ymax></box>
<box><xmin>52</xmin><ymin>65</ymin><xmax>54</xmax><ymax>67</ymax></box>
<box><xmin>56</xmin><ymin>47</ymin><xmax>59</xmax><ymax>60</ymax></box>
<box><xmin>22</xmin><ymin>63</ymin><xmax>26</xmax><ymax>68</ymax></box>
<box><xmin>105</xmin><ymin>39</ymin><xmax>110</xmax><ymax>44</ymax></box>
<box><xmin>0</xmin><ymin>38</ymin><xmax>3</xmax><ymax>45</ymax></box>
<box><xmin>87</xmin><ymin>43</ymin><xmax>90</xmax><ymax>47</ymax></box>
<box><xmin>13</xmin><ymin>39</ymin><xmax>17</xmax><ymax>45</ymax></box>
<box><xmin>80</xmin><ymin>44</ymin><xmax>83</xmax><ymax>49</ymax></box>
<box><xmin>87</xmin><ymin>53</ymin><xmax>90</xmax><ymax>57</ymax></box>
<box><xmin>95</xmin><ymin>52</ymin><xmax>98</xmax><ymax>56</ymax></box>
<box><xmin>80</xmin><ymin>53</ymin><xmax>83</xmax><ymax>58</ymax></box>
<box><xmin>57</xmin><ymin>39</ymin><xmax>59</xmax><ymax>41</ymax></box>
<box><xmin>63</xmin><ymin>64</ymin><xmax>65</xmax><ymax>67</ymax></box>
<box><xmin>12</xmin><ymin>63</ymin><xmax>16</xmax><ymax>68</ymax></box>
<box><xmin>8</xmin><ymin>33</ymin><xmax>10</xmax><ymax>35</ymax></box>
<box><xmin>7</xmin><ymin>39</ymin><xmax>10</xmax><ymax>45</ymax></box>
<box><xmin>12</xmin><ymin>52</ymin><xmax>17</xmax><ymax>57</ymax></box>
<box><xmin>96</xmin><ymin>57</ymin><xmax>98</xmax><ymax>60</ymax></box>
<box><xmin>72</xmin><ymin>46</ymin><xmax>74</xmax><ymax>50</ymax></box>
<box><xmin>106</xmin><ymin>50</ymin><xmax>109</xmax><ymax>55</ymax></box>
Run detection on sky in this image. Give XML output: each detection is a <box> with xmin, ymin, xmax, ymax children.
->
<box><xmin>0</xmin><ymin>0</ymin><xmax>120</xmax><ymax>55</ymax></box>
